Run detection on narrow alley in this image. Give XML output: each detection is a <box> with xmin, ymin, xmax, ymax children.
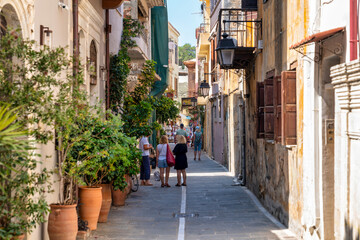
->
<box><xmin>90</xmin><ymin>147</ymin><xmax>296</xmax><ymax>240</ymax></box>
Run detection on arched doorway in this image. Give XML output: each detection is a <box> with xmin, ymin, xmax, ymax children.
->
<box><xmin>0</xmin><ymin>4</ymin><xmax>22</xmax><ymax>37</ymax></box>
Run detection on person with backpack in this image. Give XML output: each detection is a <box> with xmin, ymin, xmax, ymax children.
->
<box><xmin>192</xmin><ymin>126</ymin><xmax>203</xmax><ymax>161</ymax></box>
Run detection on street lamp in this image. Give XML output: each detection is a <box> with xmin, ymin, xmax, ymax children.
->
<box><xmin>215</xmin><ymin>33</ymin><xmax>237</xmax><ymax>69</ymax></box>
<box><xmin>199</xmin><ymin>80</ymin><xmax>210</xmax><ymax>97</ymax></box>
<box><xmin>191</xmin><ymin>97</ymin><xmax>197</xmax><ymax>107</ymax></box>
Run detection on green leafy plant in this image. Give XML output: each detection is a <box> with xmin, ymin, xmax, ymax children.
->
<box><xmin>109</xmin><ymin>18</ymin><xmax>143</xmax><ymax>114</ymax></box>
<box><xmin>150</xmin><ymin>95</ymin><xmax>180</xmax><ymax>124</ymax></box>
<box><xmin>122</xmin><ymin>60</ymin><xmax>161</xmax><ymax>138</ymax></box>
<box><xmin>0</xmin><ymin>104</ymin><xmax>52</xmax><ymax>240</ymax></box>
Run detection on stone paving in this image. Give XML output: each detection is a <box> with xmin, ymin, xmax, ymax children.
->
<box><xmin>90</xmin><ymin>146</ymin><xmax>297</xmax><ymax>240</ymax></box>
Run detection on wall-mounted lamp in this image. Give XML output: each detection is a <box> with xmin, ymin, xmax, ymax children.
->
<box><xmin>199</xmin><ymin>80</ymin><xmax>210</xmax><ymax>97</ymax></box>
<box><xmin>215</xmin><ymin>33</ymin><xmax>237</xmax><ymax>69</ymax></box>
<box><xmin>40</xmin><ymin>25</ymin><xmax>53</xmax><ymax>46</ymax></box>
<box><xmin>191</xmin><ymin>97</ymin><xmax>198</xmax><ymax>107</ymax></box>
<box><xmin>100</xmin><ymin>66</ymin><xmax>107</xmax><ymax>82</ymax></box>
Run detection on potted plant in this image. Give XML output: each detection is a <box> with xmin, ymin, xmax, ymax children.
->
<box><xmin>0</xmin><ymin>31</ymin><xmax>80</xmax><ymax>240</ymax></box>
<box><xmin>0</xmin><ymin>105</ymin><xmax>52</xmax><ymax>240</ymax></box>
<box><xmin>66</xmin><ymin>112</ymin><xmax>119</xmax><ymax>230</ymax></box>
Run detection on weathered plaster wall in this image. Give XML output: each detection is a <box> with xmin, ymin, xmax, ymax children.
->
<box><xmin>246</xmin><ymin>0</ymin><xmax>306</xmax><ymax>237</ymax></box>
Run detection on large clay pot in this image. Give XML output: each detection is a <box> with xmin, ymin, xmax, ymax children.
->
<box><xmin>111</xmin><ymin>187</ymin><xmax>127</xmax><ymax>206</ymax></box>
<box><xmin>97</xmin><ymin>184</ymin><xmax>112</xmax><ymax>223</ymax></box>
<box><xmin>48</xmin><ymin>204</ymin><xmax>78</xmax><ymax>240</ymax></box>
<box><xmin>11</xmin><ymin>234</ymin><xmax>25</xmax><ymax>240</ymax></box>
<box><xmin>78</xmin><ymin>186</ymin><xmax>102</xmax><ymax>230</ymax></box>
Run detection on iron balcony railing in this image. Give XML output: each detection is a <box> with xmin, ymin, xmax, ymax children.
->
<box><xmin>217</xmin><ymin>8</ymin><xmax>261</xmax><ymax>49</ymax></box>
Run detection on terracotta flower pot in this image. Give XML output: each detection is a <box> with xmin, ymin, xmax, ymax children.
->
<box><xmin>78</xmin><ymin>186</ymin><xmax>102</xmax><ymax>230</ymax></box>
<box><xmin>111</xmin><ymin>187</ymin><xmax>127</xmax><ymax>206</ymax></box>
<box><xmin>97</xmin><ymin>184</ymin><xmax>112</xmax><ymax>223</ymax></box>
<box><xmin>11</xmin><ymin>234</ymin><xmax>25</xmax><ymax>240</ymax></box>
<box><xmin>48</xmin><ymin>204</ymin><xmax>78</xmax><ymax>240</ymax></box>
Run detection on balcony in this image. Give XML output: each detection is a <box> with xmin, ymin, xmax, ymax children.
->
<box><xmin>217</xmin><ymin>8</ymin><xmax>261</xmax><ymax>69</ymax></box>
<box><xmin>102</xmin><ymin>0</ymin><xmax>124</xmax><ymax>9</ymax></box>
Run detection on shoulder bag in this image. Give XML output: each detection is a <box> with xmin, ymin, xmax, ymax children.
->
<box><xmin>166</xmin><ymin>144</ymin><xmax>175</xmax><ymax>167</ymax></box>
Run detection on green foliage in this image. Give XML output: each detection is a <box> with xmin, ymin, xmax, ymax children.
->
<box><xmin>179</xmin><ymin>43</ymin><xmax>196</xmax><ymax>67</ymax></box>
<box><xmin>150</xmin><ymin>95</ymin><xmax>180</xmax><ymax>124</ymax></box>
<box><xmin>0</xmin><ymin>30</ymin><xmax>72</xmax><ymax>143</ymax></box>
<box><xmin>109</xmin><ymin>19</ymin><xmax>143</xmax><ymax>114</ymax></box>
<box><xmin>66</xmin><ymin>112</ymin><xmax>141</xmax><ymax>191</ymax></box>
<box><xmin>122</xmin><ymin>60</ymin><xmax>159</xmax><ymax>138</ymax></box>
<box><xmin>0</xmin><ymin>104</ymin><xmax>52</xmax><ymax>239</ymax></box>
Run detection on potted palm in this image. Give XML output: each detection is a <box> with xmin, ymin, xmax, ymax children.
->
<box><xmin>0</xmin><ymin>105</ymin><xmax>52</xmax><ymax>240</ymax></box>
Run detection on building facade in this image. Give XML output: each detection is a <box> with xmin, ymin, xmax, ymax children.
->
<box><xmin>168</xmin><ymin>22</ymin><xmax>180</xmax><ymax>98</ymax></box>
<box><xmin>197</xmin><ymin>0</ymin><xmax>360</xmax><ymax>239</ymax></box>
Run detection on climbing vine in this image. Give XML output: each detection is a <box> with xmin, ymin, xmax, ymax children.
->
<box><xmin>109</xmin><ymin>18</ymin><xmax>143</xmax><ymax>114</ymax></box>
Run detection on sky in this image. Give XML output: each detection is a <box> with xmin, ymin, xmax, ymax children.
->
<box><xmin>167</xmin><ymin>0</ymin><xmax>203</xmax><ymax>47</ymax></box>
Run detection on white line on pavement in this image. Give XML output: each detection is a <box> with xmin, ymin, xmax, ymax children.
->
<box><xmin>177</xmin><ymin>186</ymin><xmax>186</xmax><ymax>240</ymax></box>
<box><xmin>181</xmin><ymin>186</ymin><xmax>186</xmax><ymax>213</ymax></box>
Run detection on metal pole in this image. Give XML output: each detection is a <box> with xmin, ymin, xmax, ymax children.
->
<box><xmin>106</xmin><ymin>9</ymin><xmax>110</xmax><ymax>110</ymax></box>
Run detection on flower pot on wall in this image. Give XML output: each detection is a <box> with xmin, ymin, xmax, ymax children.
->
<box><xmin>48</xmin><ymin>204</ymin><xmax>78</xmax><ymax>240</ymax></box>
<box><xmin>111</xmin><ymin>187</ymin><xmax>127</xmax><ymax>206</ymax></box>
<box><xmin>97</xmin><ymin>184</ymin><xmax>112</xmax><ymax>223</ymax></box>
<box><xmin>78</xmin><ymin>186</ymin><xmax>102</xmax><ymax>230</ymax></box>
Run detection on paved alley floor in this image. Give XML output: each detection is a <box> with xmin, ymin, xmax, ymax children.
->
<box><xmin>90</xmin><ymin>147</ymin><xmax>297</xmax><ymax>240</ymax></box>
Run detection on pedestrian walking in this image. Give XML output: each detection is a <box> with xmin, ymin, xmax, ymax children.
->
<box><xmin>173</xmin><ymin>135</ymin><xmax>188</xmax><ymax>186</ymax></box>
<box><xmin>193</xmin><ymin>126</ymin><xmax>203</xmax><ymax>161</ymax></box>
<box><xmin>175</xmin><ymin>123</ymin><xmax>188</xmax><ymax>143</ymax></box>
<box><xmin>156</xmin><ymin>135</ymin><xmax>171</xmax><ymax>187</ymax></box>
<box><xmin>139</xmin><ymin>134</ymin><xmax>153</xmax><ymax>186</ymax></box>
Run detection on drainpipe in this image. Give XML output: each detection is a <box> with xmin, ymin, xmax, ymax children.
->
<box><xmin>105</xmin><ymin>9</ymin><xmax>110</xmax><ymax>110</ymax></box>
<box><xmin>350</xmin><ymin>0</ymin><xmax>358</xmax><ymax>61</ymax></box>
<box><xmin>240</xmin><ymin>99</ymin><xmax>246</xmax><ymax>186</ymax></box>
<box><xmin>73</xmin><ymin>0</ymin><xmax>79</xmax><ymax>79</ymax></box>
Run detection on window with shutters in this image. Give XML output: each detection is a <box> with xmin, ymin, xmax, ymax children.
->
<box><xmin>257</xmin><ymin>82</ymin><xmax>265</xmax><ymax>138</ymax></box>
<box><xmin>257</xmin><ymin>71</ymin><xmax>297</xmax><ymax>145</ymax></box>
<box><xmin>89</xmin><ymin>40</ymin><xmax>97</xmax><ymax>85</ymax></box>
<box><xmin>264</xmin><ymin>77</ymin><xmax>274</xmax><ymax>139</ymax></box>
<box><xmin>274</xmin><ymin>76</ymin><xmax>282</xmax><ymax>143</ymax></box>
<box><xmin>281</xmin><ymin>71</ymin><xmax>297</xmax><ymax>145</ymax></box>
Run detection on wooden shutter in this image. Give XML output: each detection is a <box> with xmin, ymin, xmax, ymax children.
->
<box><xmin>257</xmin><ymin>82</ymin><xmax>265</xmax><ymax>138</ymax></box>
<box><xmin>274</xmin><ymin>76</ymin><xmax>281</xmax><ymax>143</ymax></box>
<box><xmin>281</xmin><ymin>71</ymin><xmax>297</xmax><ymax>145</ymax></box>
<box><xmin>264</xmin><ymin>78</ymin><xmax>274</xmax><ymax>139</ymax></box>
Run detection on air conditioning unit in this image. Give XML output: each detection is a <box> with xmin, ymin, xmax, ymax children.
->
<box><xmin>258</xmin><ymin>40</ymin><xmax>263</xmax><ymax>49</ymax></box>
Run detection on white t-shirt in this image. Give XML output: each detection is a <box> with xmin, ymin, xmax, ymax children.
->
<box><xmin>139</xmin><ymin>136</ymin><xmax>150</xmax><ymax>156</ymax></box>
<box><xmin>157</xmin><ymin>144</ymin><xmax>167</xmax><ymax>159</ymax></box>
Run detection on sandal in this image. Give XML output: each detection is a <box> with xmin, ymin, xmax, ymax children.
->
<box><xmin>182</xmin><ymin>183</ymin><xmax>187</xmax><ymax>186</ymax></box>
<box><xmin>161</xmin><ymin>184</ymin><xmax>165</xmax><ymax>188</ymax></box>
<box><xmin>175</xmin><ymin>183</ymin><xmax>181</xmax><ymax>187</ymax></box>
<box><xmin>165</xmin><ymin>183</ymin><xmax>171</xmax><ymax>187</ymax></box>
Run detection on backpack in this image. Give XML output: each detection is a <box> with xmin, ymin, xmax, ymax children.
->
<box><xmin>194</xmin><ymin>132</ymin><xmax>202</xmax><ymax>144</ymax></box>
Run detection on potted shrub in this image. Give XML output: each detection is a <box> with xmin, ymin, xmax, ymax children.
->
<box><xmin>0</xmin><ymin>105</ymin><xmax>52</xmax><ymax>240</ymax></box>
<box><xmin>103</xmin><ymin>119</ymin><xmax>141</xmax><ymax>207</ymax></box>
<box><xmin>66</xmin><ymin>113</ymin><xmax>119</xmax><ymax>230</ymax></box>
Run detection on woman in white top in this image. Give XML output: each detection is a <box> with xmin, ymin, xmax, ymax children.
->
<box><xmin>156</xmin><ymin>135</ymin><xmax>171</xmax><ymax>187</ymax></box>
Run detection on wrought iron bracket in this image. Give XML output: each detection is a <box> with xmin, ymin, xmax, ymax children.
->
<box><xmin>292</xmin><ymin>45</ymin><xmax>321</xmax><ymax>63</ymax></box>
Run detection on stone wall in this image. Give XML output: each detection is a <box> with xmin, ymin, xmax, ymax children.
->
<box><xmin>331</xmin><ymin>60</ymin><xmax>360</xmax><ymax>240</ymax></box>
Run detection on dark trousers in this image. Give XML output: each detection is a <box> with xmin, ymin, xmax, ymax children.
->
<box><xmin>140</xmin><ymin>155</ymin><xmax>150</xmax><ymax>180</ymax></box>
